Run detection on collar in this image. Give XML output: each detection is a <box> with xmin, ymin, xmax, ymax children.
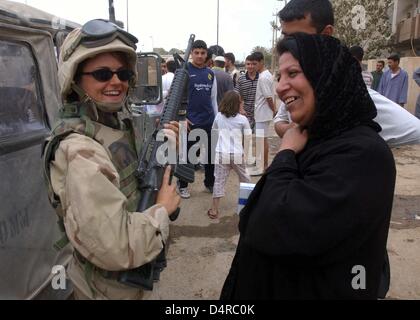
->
<box><xmin>246</xmin><ymin>72</ymin><xmax>259</xmax><ymax>81</ymax></box>
<box><xmin>189</xmin><ymin>61</ymin><xmax>207</xmax><ymax>69</ymax></box>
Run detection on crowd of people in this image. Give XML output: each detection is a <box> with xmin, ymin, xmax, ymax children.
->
<box><xmin>43</xmin><ymin>0</ymin><xmax>420</xmax><ymax>300</ymax></box>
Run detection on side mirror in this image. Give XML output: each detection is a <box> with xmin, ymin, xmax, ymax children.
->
<box><xmin>130</xmin><ymin>52</ymin><xmax>163</xmax><ymax>105</ymax></box>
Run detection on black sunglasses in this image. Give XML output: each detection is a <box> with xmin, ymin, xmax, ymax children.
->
<box><xmin>81</xmin><ymin>68</ymin><xmax>134</xmax><ymax>82</ymax></box>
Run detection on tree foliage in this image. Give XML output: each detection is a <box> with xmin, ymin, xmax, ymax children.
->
<box><xmin>332</xmin><ymin>0</ymin><xmax>394</xmax><ymax>59</ymax></box>
<box><xmin>169</xmin><ymin>48</ymin><xmax>183</xmax><ymax>55</ymax></box>
<box><xmin>154</xmin><ymin>47</ymin><xmax>169</xmax><ymax>56</ymax></box>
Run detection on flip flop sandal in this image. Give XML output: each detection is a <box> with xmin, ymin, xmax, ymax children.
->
<box><xmin>207</xmin><ymin>209</ymin><xmax>219</xmax><ymax>219</ymax></box>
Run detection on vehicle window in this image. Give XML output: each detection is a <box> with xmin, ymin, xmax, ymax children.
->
<box><xmin>0</xmin><ymin>40</ymin><xmax>46</xmax><ymax>140</ymax></box>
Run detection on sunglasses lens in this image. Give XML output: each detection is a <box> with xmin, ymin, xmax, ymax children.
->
<box><xmin>91</xmin><ymin>69</ymin><xmax>114</xmax><ymax>82</ymax></box>
<box><xmin>87</xmin><ymin>69</ymin><xmax>134</xmax><ymax>82</ymax></box>
<box><xmin>117</xmin><ymin>70</ymin><xmax>134</xmax><ymax>81</ymax></box>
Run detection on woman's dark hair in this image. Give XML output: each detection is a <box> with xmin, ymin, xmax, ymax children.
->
<box><xmin>219</xmin><ymin>91</ymin><xmax>241</xmax><ymax>118</ymax></box>
<box><xmin>276</xmin><ymin>37</ymin><xmax>300</xmax><ymax>62</ymax></box>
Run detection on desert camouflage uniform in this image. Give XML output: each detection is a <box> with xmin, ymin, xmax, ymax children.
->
<box><xmin>44</xmin><ymin>103</ymin><xmax>169</xmax><ymax>300</ymax></box>
<box><xmin>42</xmin><ymin>23</ymin><xmax>171</xmax><ymax>299</ymax></box>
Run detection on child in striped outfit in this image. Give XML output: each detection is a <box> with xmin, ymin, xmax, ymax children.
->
<box><xmin>208</xmin><ymin>91</ymin><xmax>252</xmax><ymax>219</ymax></box>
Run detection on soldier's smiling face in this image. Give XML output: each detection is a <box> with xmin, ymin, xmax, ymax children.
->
<box><xmin>79</xmin><ymin>52</ymin><xmax>129</xmax><ymax>104</ymax></box>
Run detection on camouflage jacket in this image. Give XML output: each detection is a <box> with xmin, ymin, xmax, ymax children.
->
<box><xmin>43</xmin><ymin>103</ymin><xmax>169</xmax><ymax>272</ymax></box>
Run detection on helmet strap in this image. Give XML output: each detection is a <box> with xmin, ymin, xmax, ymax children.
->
<box><xmin>70</xmin><ymin>82</ymin><xmax>127</xmax><ymax>116</ymax></box>
<box><xmin>71</xmin><ymin>82</ymin><xmax>99</xmax><ymax>121</ymax></box>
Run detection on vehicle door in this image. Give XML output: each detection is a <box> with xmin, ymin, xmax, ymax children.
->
<box><xmin>0</xmin><ymin>21</ymin><xmax>72</xmax><ymax>300</ymax></box>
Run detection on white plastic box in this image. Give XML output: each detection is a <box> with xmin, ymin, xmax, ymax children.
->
<box><xmin>237</xmin><ymin>183</ymin><xmax>256</xmax><ymax>214</ymax></box>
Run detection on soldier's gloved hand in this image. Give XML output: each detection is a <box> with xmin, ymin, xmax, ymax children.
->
<box><xmin>157</xmin><ymin>166</ymin><xmax>181</xmax><ymax>216</ymax></box>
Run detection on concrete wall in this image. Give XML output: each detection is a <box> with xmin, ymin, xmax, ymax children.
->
<box><xmin>392</xmin><ymin>0</ymin><xmax>418</xmax><ymax>33</ymax></box>
<box><xmin>366</xmin><ymin>57</ymin><xmax>420</xmax><ymax>115</ymax></box>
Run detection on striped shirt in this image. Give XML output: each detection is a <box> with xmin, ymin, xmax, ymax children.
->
<box><xmin>235</xmin><ymin>72</ymin><xmax>259</xmax><ymax>128</ymax></box>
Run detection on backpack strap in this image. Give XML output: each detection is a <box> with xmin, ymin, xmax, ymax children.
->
<box><xmin>42</xmin><ymin>131</ymin><xmax>74</xmax><ymax>216</ymax></box>
<box><xmin>42</xmin><ymin>130</ymin><xmax>76</xmax><ymax>251</ymax></box>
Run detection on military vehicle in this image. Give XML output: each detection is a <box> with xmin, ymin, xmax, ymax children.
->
<box><xmin>0</xmin><ymin>0</ymin><xmax>163</xmax><ymax>299</ymax></box>
<box><xmin>0</xmin><ymin>0</ymin><xmax>80</xmax><ymax>300</ymax></box>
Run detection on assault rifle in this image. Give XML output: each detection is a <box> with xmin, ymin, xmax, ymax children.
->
<box><xmin>119</xmin><ymin>34</ymin><xmax>196</xmax><ymax>291</ymax></box>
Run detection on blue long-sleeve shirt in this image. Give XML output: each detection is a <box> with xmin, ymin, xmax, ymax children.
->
<box><xmin>378</xmin><ymin>68</ymin><xmax>409</xmax><ymax>105</ymax></box>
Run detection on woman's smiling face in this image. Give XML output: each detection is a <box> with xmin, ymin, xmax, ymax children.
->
<box><xmin>79</xmin><ymin>52</ymin><xmax>129</xmax><ymax>104</ymax></box>
<box><xmin>276</xmin><ymin>52</ymin><xmax>316</xmax><ymax>127</ymax></box>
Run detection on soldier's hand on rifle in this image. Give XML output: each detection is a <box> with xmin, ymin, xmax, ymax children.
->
<box><xmin>157</xmin><ymin>166</ymin><xmax>181</xmax><ymax>216</ymax></box>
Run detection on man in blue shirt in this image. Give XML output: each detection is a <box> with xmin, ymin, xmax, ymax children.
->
<box><xmin>178</xmin><ymin>40</ymin><xmax>218</xmax><ymax>199</ymax></box>
<box><xmin>378</xmin><ymin>54</ymin><xmax>409</xmax><ymax>108</ymax></box>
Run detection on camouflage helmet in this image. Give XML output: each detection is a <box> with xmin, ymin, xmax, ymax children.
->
<box><xmin>58</xmin><ymin>19</ymin><xmax>138</xmax><ymax>100</ymax></box>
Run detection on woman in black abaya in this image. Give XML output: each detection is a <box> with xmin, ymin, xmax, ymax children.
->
<box><xmin>220</xmin><ymin>33</ymin><xmax>396</xmax><ymax>300</ymax></box>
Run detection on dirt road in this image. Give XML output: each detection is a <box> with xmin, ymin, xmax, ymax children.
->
<box><xmin>149</xmin><ymin>136</ymin><xmax>420</xmax><ymax>300</ymax></box>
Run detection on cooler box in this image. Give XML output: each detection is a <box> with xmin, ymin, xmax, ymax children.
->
<box><xmin>238</xmin><ymin>183</ymin><xmax>256</xmax><ymax>214</ymax></box>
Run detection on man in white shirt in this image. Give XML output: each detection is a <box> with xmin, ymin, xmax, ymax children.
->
<box><xmin>274</xmin><ymin>0</ymin><xmax>420</xmax><ymax>147</ymax></box>
<box><xmin>251</xmin><ymin>51</ymin><xmax>276</xmax><ymax>176</ymax></box>
<box><xmin>162</xmin><ymin>59</ymin><xmax>176</xmax><ymax>99</ymax></box>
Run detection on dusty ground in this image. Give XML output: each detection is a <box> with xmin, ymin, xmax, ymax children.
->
<box><xmin>149</xmin><ymin>131</ymin><xmax>420</xmax><ymax>300</ymax></box>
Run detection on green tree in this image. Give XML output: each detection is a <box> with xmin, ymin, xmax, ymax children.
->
<box><xmin>154</xmin><ymin>47</ymin><xmax>169</xmax><ymax>56</ymax></box>
<box><xmin>169</xmin><ymin>48</ymin><xmax>183</xmax><ymax>55</ymax></box>
<box><xmin>332</xmin><ymin>0</ymin><xmax>394</xmax><ymax>59</ymax></box>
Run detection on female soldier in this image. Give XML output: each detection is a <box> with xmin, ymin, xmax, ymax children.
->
<box><xmin>221</xmin><ymin>33</ymin><xmax>396</xmax><ymax>300</ymax></box>
<box><xmin>44</xmin><ymin>20</ymin><xmax>180</xmax><ymax>300</ymax></box>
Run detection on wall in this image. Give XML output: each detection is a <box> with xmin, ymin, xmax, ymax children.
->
<box><xmin>392</xmin><ymin>0</ymin><xmax>418</xmax><ymax>33</ymax></box>
<box><xmin>367</xmin><ymin>57</ymin><xmax>420</xmax><ymax>115</ymax></box>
